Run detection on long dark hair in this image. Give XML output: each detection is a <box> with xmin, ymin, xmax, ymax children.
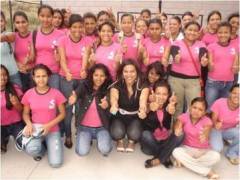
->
<box><xmin>145</xmin><ymin>61</ymin><xmax>165</xmax><ymax>85</ymax></box>
<box><xmin>87</xmin><ymin>63</ymin><xmax>112</xmax><ymax>93</ymax></box>
<box><xmin>53</xmin><ymin>9</ymin><xmax>64</xmax><ymax>29</ymax></box>
<box><xmin>1</xmin><ymin>65</ymin><xmax>19</xmax><ymax>110</ymax></box>
<box><xmin>13</xmin><ymin>11</ymin><xmax>29</xmax><ymax>32</ymax></box>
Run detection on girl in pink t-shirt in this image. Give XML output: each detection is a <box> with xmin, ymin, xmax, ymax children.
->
<box><xmin>89</xmin><ymin>21</ymin><xmax>122</xmax><ymax>79</ymax></box>
<box><xmin>113</xmin><ymin>13</ymin><xmax>142</xmax><ymax>65</ymax></box>
<box><xmin>140</xmin><ymin>81</ymin><xmax>184</xmax><ymax>168</ymax></box>
<box><xmin>58</xmin><ymin>14</ymin><xmax>90</xmax><ymax>149</ymax></box>
<box><xmin>52</xmin><ymin>9</ymin><xmax>68</xmax><ymax>34</ymax></box>
<box><xmin>142</xmin><ymin>18</ymin><xmax>170</xmax><ymax>66</ymax></box>
<box><xmin>228</xmin><ymin>13</ymin><xmax>239</xmax><ymax>52</ymax></box>
<box><xmin>210</xmin><ymin>84</ymin><xmax>239</xmax><ymax>165</ymax></box>
<box><xmin>21</xmin><ymin>64</ymin><xmax>66</xmax><ymax>168</ymax></box>
<box><xmin>201</xmin><ymin>11</ymin><xmax>222</xmax><ymax>46</ymax></box>
<box><xmin>173</xmin><ymin>97</ymin><xmax>220</xmax><ymax>179</ymax></box>
<box><xmin>1</xmin><ymin>11</ymin><xmax>35</xmax><ymax>92</ymax></box>
<box><xmin>83</xmin><ymin>12</ymin><xmax>98</xmax><ymax>47</ymax></box>
<box><xmin>34</xmin><ymin>5</ymin><xmax>64</xmax><ymax>90</ymax></box>
<box><xmin>135</xmin><ymin>18</ymin><xmax>148</xmax><ymax>39</ymax></box>
<box><xmin>1</xmin><ymin>65</ymin><xmax>24</xmax><ymax>153</ymax></box>
<box><xmin>206</xmin><ymin>22</ymin><xmax>239</xmax><ymax>109</ymax></box>
<box><xmin>164</xmin><ymin>21</ymin><xmax>209</xmax><ymax>119</ymax></box>
<box><xmin>68</xmin><ymin>64</ymin><xmax>113</xmax><ymax>156</ymax></box>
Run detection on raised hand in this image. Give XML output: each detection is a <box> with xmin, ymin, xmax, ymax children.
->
<box><xmin>68</xmin><ymin>91</ymin><xmax>77</xmax><ymax>105</ymax></box>
<box><xmin>9</xmin><ymin>93</ymin><xmax>19</xmax><ymax>106</ymax></box>
<box><xmin>66</xmin><ymin>71</ymin><xmax>73</xmax><ymax>81</ymax></box>
<box><xmin>215</xmin><ymin>120</ymin><xmax>222</xmax><ymax>130</ymax></box>
<box><xmin>99</xmin><ymin>96</ymin><xmax>109</xmax><ymax>109</ymax></box>
<box><xmin>199</xmin><ymin>126</ymin><xmax>208</xmax><ymax>143</ymax></box>
<box><xmin>148</xmin><ymin>89</ymin><xmax>156</xmax><ymax>102</ymax></box>
<box><xmin>149</xmin><ymin>101</ymin><xmax>159</xmax><ymax>112</ymax></box>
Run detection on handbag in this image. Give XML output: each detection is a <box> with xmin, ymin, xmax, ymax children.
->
<box><xmin>183</xmin><ymin>40</ymin><xmax>205</xmax><ymax>97</ymax></box>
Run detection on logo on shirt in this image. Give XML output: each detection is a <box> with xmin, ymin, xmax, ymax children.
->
<box><xmin>81</xmin><ymin>47</ymin><xmax>85</xmax><ymax>56</ymax></box>
<box><xmin>159</xmin><ymin>46</ymin><xmax>164</xmax><ymax>53</ymax></box>
<box><xmin>107</xmin><ymin>51</ymin><xmax>114</xmax><ymax>60</ymax></box>
<box><xmin>194</xmin><ymin>47</ymin><xmax>199</xmax><ymax>54</ymax></box>
<box><xmin>133</xmin><ymin>39</ymin><xmax>138</xmax><ymax>47</ymax></box>
<box><xmin>230</xmin><ymin>48</ymin><xmax>236</xmax><ymax>55</ymax></box>
<box><xmin>49</xmin><ymin>99</ymin><xmax>56</xmax><ymax>109</ymax></box>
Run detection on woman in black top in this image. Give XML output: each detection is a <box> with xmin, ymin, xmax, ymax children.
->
<box><xmin>68</xmin><ymin>64</ymin><xmax>113</xmax><ymax>156</ymax></box>
<box><xmin>140</xmin><ymin>81</ymin><xmax>184</xmax><ymax>168</ymax></box>
<box><xmin>110</xmin><ymin>59</ymin><xmax>149</xmax><ymax>152</ymax></box>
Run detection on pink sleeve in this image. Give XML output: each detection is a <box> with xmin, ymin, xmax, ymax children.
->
<box><xmin>205</xmin><ymin>116</ymin><xmax>213</xmax><ymax>126</ymax></box>
<box><xmin>178</xmin><ymin>113</ymin><xmax>186</xmax><ymax>124</ymax></box>
<box><xmin>112</xmin><ymin>33</ymin><xmax>119</xmax><ymax>43</ymax></box>
<box><xmin>14</xmin><ymin>85</ymin><xmax>23</xmax><ymax>97</ymax></box>
<box><xmin>207</xmin><ymin>43</ymin><xmax>214</xmax><ymax>53</ymax></box>
<box><xmin>21</xmin><ymin>91</ymin><xmax>30</xmax><ymax>105</ymax></box>
<box><xmin>57</xmin><ymin>36</ymin><xmax>65</xmax><ymax>48</ymax></box>
<box><xmin>55</xmin><ymin>90</ymin><xmax>67</xmax><ymax>105</ymax></box>
<box><xmin>210</xmin><ymin>99</ymin><xmax>219</xmax><ymax>115</ymax></box>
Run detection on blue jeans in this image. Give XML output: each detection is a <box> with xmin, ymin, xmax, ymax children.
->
<box><xmin>75</xmin><ymin>126</ymin><xmax>112</xmax><ymax>156</ymax></box>
<box><xmin>59</xmin><ymin>76</ymin><xmax>81</xmax><ymax>138</ymax></box>
<box><xmin>10</xmin><ymin>72</ymin><xmax>22</xmax><ymax>88</ymax></box>
<box><xmin>25</xmin><ymin>131</ymin><xmax>63</xmax><ymax>168</ymax></box>
<box><xmin>205</xmin><ymin>78</ymin><xmax>233</xmax><ymax>110</ymax></box>
<box><xmin>210</xmin><ymin>127</ymin><xmax>239</xmax><ymax>159</ymax></box>
<box><xmin>48</xmin><ymin>73</ymin><xmax>60</xmax><ymax>90</ymax></box>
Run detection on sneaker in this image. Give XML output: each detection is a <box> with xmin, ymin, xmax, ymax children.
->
<box><xmin>64</xmin><ymin>137</ymin><xmax>73</xmax><ymax>149</ymax></box>
<box><xmin>144</xmin><ymin>158</ymin><xmax>160</xmax><ymax>168</ymax></box>
<box><xmin>228</xmin><ymin>157</ymin><xmax>239</xmax><ymax>165</ymax></box>
<box><xmin>125</xmin><ymin>140</ymin><xmax>135</xmax><ymax>152</ymax></box>
<box><xmin>116</xmin><ymin>140</ymin><xmax>125</xmax><ymax>152</ymax></box>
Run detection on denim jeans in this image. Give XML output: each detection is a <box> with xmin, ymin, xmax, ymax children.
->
<box><xmin>75</xmin><ymin>125</ymin><xmax>112</xmax><ymax>156</ymax></box>
<box><xmin>205</xmin><ymin>78</ymin><xmax>233</xmax><ymax>110</ymax></box>
<box><xmin>10</xmin><ymin>72</ymin><xmax>22</xmax><ymax>88</ymax></box>
<box><xmin>25</xmin><ymin>131</ymin><xmax>63</xmax><ymax>168</ymax></box>
<box><xmin>210</xmin><ymin>127</ymin><xmax>239</xmax><ymax>159</ymax></box>
<box><xmin>59</xmin><ymin>76</ymin><xmax>81</xmax><ymax>138</ymax></box>
<box><xmin>48</xmin><ymin>73</ymin><xmax>60</xmax><ymax>90</ymax></box>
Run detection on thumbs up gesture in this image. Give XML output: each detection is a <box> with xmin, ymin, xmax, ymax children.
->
<box><xmin>89</xmin><ymin>48</ymin><xmax>96</xmax><ymax>63</ymax></box>
<box><xmin>199</xmin><ymin>126</ymin><xmax>208</xmax><ymax>143</ymax></box>
<box><xmin>99</xmin><ymin>96</ymin><xmax>109</xmax><ymax>109</ymax></box>
<box><xmin>68</xmin><ymin>91</ymin><xmax>77</xmax><ymax>105</ymax></box>
<box><xmin>166</xmin><ymin>92</ymin><xmax>177</xmax><ymax>115</ymax></box>
<box><xmin>169</xmin><ymin>92</ymin><xmax>177</xmax><ymax>105</ymax></box>
<box><xmin>9</xmin><ymin>93</ymin><xmax>19</xmax><ymax>106</ymax></box>
<box><xmin>200</xmin><ymin>53</ymin><xmax>208</xmax><ymax>67</ymax></box>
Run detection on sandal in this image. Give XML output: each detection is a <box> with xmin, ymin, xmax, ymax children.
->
<box><xmin>145</xmin><ymin>158</ymin><xmax>160</xmax><ymax>168</ymax></box>
<box><xmin>116</xmin><ymin>140</ymin><xmax>125</xmax><ymax>152</ymax></box>
<box><xmin>64</xmin><ymin>137</ymin><xmax>73</xmax><ymax>149</ymax></box>
<box><xmin>125</xmin><ymin>140</ymin><xmax>135</xmax><ymax>152</ymax></box>
<box><xmin>228</xmin><ymin>157</ymin><xmax>239</xmax><ymax>165</ymax></box>
<box><xmin>207</xmin><ymin>171</ymin><xmax>219</xmax><ymax>180</ymax></box>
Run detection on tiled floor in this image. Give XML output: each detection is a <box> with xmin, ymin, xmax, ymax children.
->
<box><xmin>1</xmin><ymin>137</ymin><xmax>239</xmax><ymax>180</ymax></box>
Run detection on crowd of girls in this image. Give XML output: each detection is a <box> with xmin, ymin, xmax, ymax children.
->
<box><xmin>1</xmin><ymin>4</ymin><xmax>239</xmax><ymax>179</ymax></box>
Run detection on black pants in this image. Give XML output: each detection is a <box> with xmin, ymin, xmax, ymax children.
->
<box><xmin>140</xmin><ymin>130</ymin><xmax>184</xmax><ymax>163</ymax></box>
<box><xmin>1</xmin><ymin>121</ymin><xmax>24</xmax><ymax>145</ymax></box>
<box><xmin>19</xmin><ymin>72</ymin><xmax>33</xmax><ymax>92</ymax></box>
<box><xmin>110</xmin><ymin>116</ymin><xmax>142</xmax><ymax>142</ymax></box>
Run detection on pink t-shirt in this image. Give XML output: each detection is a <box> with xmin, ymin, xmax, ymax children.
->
<box><xmin>153</xmin><ymin>110</ymin><xmax>170</xmax><ymax>141</ymax></box>
<box><xmin>208</xmin><ymin>42</ymin><xmax>237</xmax><ymax>81</ymax></box>
<box><xmin>58</xmin><ymin>35</ymin><xmax>87</xmax><ymax>79</ymax></box>
<box><xmin>143</xmin><ymin>37</ymin><xmax>170</xmax><ymax>64</ymax></box>
<box><xmin>21</xmin><ymin>88</ymin><xmax>66</xmax><ymax>132</ymax></box>
<box><xmin>95</xmin><ymin>42</ymin><xmax>122</xmax><ymax>79</ymax></box>
<box><xmin>201</xmin><ymin>32</ymin><xmax>218</xmax><ymax>46</ymax></box>
<box><xmin>211</xmin><ymin>98</ymin><xmax>239</xmax><ymax>130</ymax></box>
<box><xmin>14</xmin><ymin>32</ymin><xmax>34</xmax><ymax>68</ymax></box>
<box><xmin>113</xmin><ymin>33</ymin><xmax>141</xmax><ymax>62</ymax></box>
<box><xmin>231</xmin><ymin>36</ymin><xmax>239</xmax><ymax>53</ymax></box>
<box><xmin>35</xmin><ymin>29</ymin><xmax>64</xmax><ymax>73</ymax></box>
<box><xmin>179</xmin><ymin>113</ymin><xmax>213</xmax><ymax>149</ymax></box>
<box><xmin>80</xmin><ymin>98</ymin><xmax>102</xmax><ymax>127</ymax></box>
<box><xmin>1</xmin><ymin>85</ymin><xmax>23</xmax><ymax>126</ymax></box>
<box><xmin>171</xmin><ymin>40</ymin><xmax>206</xmax><ymax>76</ymax></box>
<box><xmin>83</xmin><ymin>34</ymin><xmax>98</xmax><ymax>47</ymax></box>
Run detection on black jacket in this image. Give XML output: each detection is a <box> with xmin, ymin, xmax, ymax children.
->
<box><xmin>142</xmin><ymin>108</ymin><xmax>172</xmax><ymax>132</ymax></box>
<box><xmin>75</xmin><ymin>80</ymin><xmax>111</xmax><ymax>129</ymax></box>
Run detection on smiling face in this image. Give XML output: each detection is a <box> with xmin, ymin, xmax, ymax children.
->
<box><xmin>69</xmin><ymin>21</ymin><xmax>84</xmax><ymax>39</ymax></box>
<box><xmin>38</xmin><ymin>8</ymin><xmax>53</xmax><ymax>28</ymax></box>
<box><xmin>155</xmin><ymin>86</ymin><xmax>169</xmax><ymax>105</ymax></box>
<box><xmin>208</xmin><ymin>13</ymin><xmax>221</xmax><ymax>31</ymax></box>
<box><xmin>123</xmin><ymin>64</ymin><xmax>137</xmax><ymax>85</ymax></box>
<box><xmin>52</xmin><ymin>12</ymin><xmax>63</xmax><ymax>28</ymax></box>
<box><xmin>135</xmin><ymin>19</ymin><xmax>148</xmax><ymax>35</ymax></box>
<box><xmin>217</xmin><ymin>26</ymin><xmax>231</xmax><ymax>44</ymax></box>
<box><xmin>84</xmin><ymin>17</ymin><xmax>97</xmax><ymax>35</ymax></box>
<box><xmin>148</xmin><ymin>68</ymin><xmax>160</xmax><ymax>84</ymax></box>
<box><xmin>97</xmin><ymin>14</ymin><xmax>109</xmax><ymax>26</ymax></box>
<box><xmin>229</xmin><ymin>16</ymin><xmax>239</xmax><ymax>35</ymax></box>
<box><xmin>184</xmin><ymin>24</ymin><xmax>200</xmax><ymax>41</ymax></box>
<box><xmin>182</xmin><ymin>15</ymin><xmax>193</xmax><ymax>28</ymax></box>
<box><xmin>1</xmin><ymin>67</ymin><xmax>8</xmax><ymax>89</ymax></box>
<box><xmin>14</xmin><ymin>15</ymin><xmax>29</xmax><ymax>34</ymax></box>
<box><xmin>93</xmin><ymin>68</ymin><xmax>106</xmax><ymax>89</ymax></box>
<box><xmin>229</xmin><ymin>87</ymin><xmax>239</xmax><ymax>107</ymax></box>
<box><xmin>189</xmin><ymin>101</ymin><xmax>206</xmax><ymax>120</ymax></box>
<box><xmin>99</xmin><ymin>24</ymin><xmax>113</xmax><ymax>43</ymax></box>
<box><xmin>33</xmin><ymin>68</ymin><xmax>49</xmax><ymax>88</ymax></box>
<box><xmin>169</xmin><ymin>18</ymin><xmax>181</xmax><ymax>34</ymax></box>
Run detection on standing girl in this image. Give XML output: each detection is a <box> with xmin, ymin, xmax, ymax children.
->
<box><xmin>58</xmin><ymin>14</ymin><xmax>89</xmax><ymax>148</ymax></box>
<box><xmin>34</xmin><ymin>5</ymin><xmax>64</xmax><ymax>89</ymax></box>
<box><xmin>206</xmin><ymin>22</ymin><xmax>239</xmax><ymax>108</ymax></box>
<box><xmin>89</xmin><ymin>21</ymin><xmax>122</xmax><ymax>79</ymax></box>
<box><xmin>164</xmin><ymin>21</ymin><xmax>209</xmax><ymax>119</ymax></box>
<box><xmin>135</xmin><ymin>18</ymin><xmax>148</xmax><ymax>39</ymax></box>
<box><xmin>1</xmin><ymin>65</ymin><xmax>24</xmax><ymax>153</ymax></box>
<box><xmin>110</xmin><ymin>60</ymin><xmax>149</xmax><ymax>152</ymax></box>
<box><xmin>0</xmin><ymin>11</ymin><xmax>22</xmax><ymax>87</ymax></box>
<box><xmin>21</xmin><ymin>64</ymin><xmax>66</xmax><ymax>168</ymax></box>
<box><xmin>173</xmin><ymin>97</ymin><xmax>220</xmax><ymax>179</ymax></box>
<box><xmin>201</xmin><ymin>11</ymin><xmax>222</xmax><ymax>46</ymax></box>
<box><xmin>68</xmin><ymin>64</ymin><xmax>113</xmax><ymax>156</ymax></box>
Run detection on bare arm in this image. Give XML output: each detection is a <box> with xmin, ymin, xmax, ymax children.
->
<box><xmin>22</xmin><ymin>105</ymin><xmax>33</xmax><ymax>136</ymax></box>
<box><xmin>232</xmin><ymin>53</ymin><xmax>239</xmax><ymax>74</ymax></box>
<box><xmin>208</xmin><ymin>52</ymin><xmax>214</xmax><ymax>72</ymax></box>
<box><xmin>110</xmin><ymin>87</ymin><xmax>119</xmax><ymax>114</ymax></box>
<box><xmin>0</xmin><ymin>32</ymin><xmax>15</xmax><ymax>42</ymax></box>
<box><xmin>174</xmin><ymin>118</ymin><xmax>183</xmax><ymax>136</ymax></box>
<box><xmin>162</xmin><ymin>46</ymin><xmax>170</xmax><ymax>68</ymax></box>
